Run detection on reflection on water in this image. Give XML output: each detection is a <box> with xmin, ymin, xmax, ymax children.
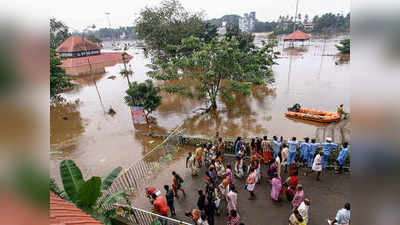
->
<box><xmin>50</xmin><ymin>37</ymin><xmax>350</xmax><ymax>180</ymax></box>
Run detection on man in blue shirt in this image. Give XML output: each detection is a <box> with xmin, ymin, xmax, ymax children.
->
<box><xmin>336</xmin><ymin>142</ymin><xmax>349</xmax><ymax>174</ymax></box>
<box><xmin>321</xmin><ymin>137</ymin><xmax>338</xmax><ymax>169</ymax></box>
<box><xmin>272</xmin><ymin>136</ymin><xmax>282</xmax><ymax>159</ymax></box>
<box><xmin>299</xmin><ymin>137</ymin><xmax>311</xmax><ymax>167</ymax></box>
<box><xmin>307</xmin><ymin>139</ymin><xmax>320</xmax><ymax>174</ymax></box>
<box><xmin>287</xmin><ymin>137</ymin><xmax>299</xmax><ymax>165</ymax></box>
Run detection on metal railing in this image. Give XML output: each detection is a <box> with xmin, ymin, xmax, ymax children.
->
<box><xmin>114</xmin><ymin>204</ymin><xmax>193</xmax><ymax>225</ymax></box>
<box><xmin>102</xmin><ymin>125</ymin><xmax>185</xmax><ymax>198</ymax></box>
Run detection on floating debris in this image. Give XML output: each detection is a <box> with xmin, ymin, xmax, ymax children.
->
<box><xmin>108</xmin><ymin>107</ymin><xmax>116</xmax><ymax>116</ymax></box>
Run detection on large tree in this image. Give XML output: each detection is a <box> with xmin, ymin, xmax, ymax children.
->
<box><xmin>336</xmin><ymin>39</ymin><xmax>350</xmax><ymax>53</ymax></box>
<box><xmin>50</xmin><ymin>18</ymin><xmax>71</xmax><ymax>49</ymax></box>
<box><xmin>50</xmin><ymin>49</ymin><xmax>73</xmax><ymax>100</ymax></box>
<box><xmin>148</xmin><ymin>36</ymin><xmax>279</xmax><ymax>110</ymax></box>
<box><xmin>124</xmin><ymin>80</ymin><xmax>162</xmax><ymax>122</ymax></box>
<box><xmin>86</xmin><ymin>34</ymin><xmax>103</xmax><ymax>46</ymax></box>
<box><xmin>135</xmin><ymin>0</ymin><xmax>216</xmax><ymax>58</ymax></box>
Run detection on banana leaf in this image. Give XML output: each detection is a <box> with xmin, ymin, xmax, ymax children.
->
<box><xmin>78</xmin><ymin>176</ymin><xmax>102</xmax><ymax>207</ymax></box>
<box><xmin>98</xmin><ymin>190</ymin><xmax>127</xmax><ymax>208</ymax></box>
<box><xmin>59</xmin><ymin>159</ymin><xmax>84</xmax><ymax>203</ymax></box>
<box><xmin>101</xmin><ymin>167</ymin><xmax>122</xmax><ymax>192</ymax></box>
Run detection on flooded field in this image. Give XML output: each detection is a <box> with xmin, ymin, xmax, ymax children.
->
<box><xmin>50</xmin><ymin>36</ymin><xmax>349</xmax><ymax>180</ymax></box>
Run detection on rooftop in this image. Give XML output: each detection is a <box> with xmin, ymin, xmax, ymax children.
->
<box><xmin>50</xmin><ymin>192</ymin><xmax>103</xmax><ymax>225</ymax></box>
<box><xmin>56</xmin><ymin>36</ymin><xmax>100</xmax><ymax>53</ymax></box>
<box><xmin>283</xmin><ymin>30</ymin><xmax>312</xmax><ymax>41</ymax></box>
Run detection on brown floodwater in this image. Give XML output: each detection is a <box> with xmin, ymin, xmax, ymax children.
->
<box><xmin>50</xmin><ymin>36</ymin><xmax>349</xmax><ymax>180</ymax></box>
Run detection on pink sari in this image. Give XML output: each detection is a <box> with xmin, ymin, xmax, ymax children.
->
<box><xmin>227</xmin><ymin>191</ymin><xmax>237</xmax><ymax>212</ymax></box>
<box><xmin>270</xmin><ymin>177</ymin><xmax>282</xmax><ymax>201</ymax></box>
<box><xmin>292</xmin><ymin>190</ymin><xmax>304</xmax><ymax>209</ymax></box>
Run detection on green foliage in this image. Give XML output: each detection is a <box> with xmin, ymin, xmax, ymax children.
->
<box><xmin>312</xmin><ymin>12</ymin><xmax>350</xmax><ymax>33</ymax></box>
<box><xmin>57</xmin><ymin>159</ymin><xmax>128</xmax><ymax>225</ymax></box>
<box><xmin>50</xmin><ymin>18</ymin><xmax>71</xmax><ymax>49</ymax></box>
<box><xmin>148</xmin><ymin>36</ymin><xmax>278</xmax><ymax>109</ymax></box>
<box><xmin>77</xmin><ymin>176</ymin><xmax>102</xmax><ymax>208</ymax></box>
<box><xmin>50</xmin><ymin>178</ymin><xmax>69</xmax><ymax>200</ymax></box>
<box><xmin>135</xmin><ymin>0</ymin><xmax>217</xmax><ymax>58</ymax></box>
<box><xmin>268</xmin><ymin>30</ymin><xmax>280</xmax><ymax>40</ymax></box>
<box><xmin>50</xmin><ymin>49</ymin><xmax>73</xmax><ymax>99</ymax></box>
<box><xmin>98</xmin><ymin>190</ymin><xmax>127</xmax><ymax>208</ymax></box>
<box><xmin>59</xmin><ymin>159</ymin><xmax>84</xmax><ymax>202</ymax></box>
<box><xmin>124</xmin><ymin>80</ymin><xmax>162</xmax><ymax>119</ymax></box>
<box><xmin>225</xmin><ymin>27</ymin><xmax>255</xmax><ymax>52</ymax></box>
<box><xmin>101</xmin><ymin>167</ymin><xmax>122</xmax><ymax>192</ymax></box>
<box><xmin>336</xmin><ymin>39</ymin><xmax>350</xmax><ymax>53</ymax></box>
<box><xmin>207</xmin><ymin>14</ymin><xmax>241</xmax><ymax>29</ymax></box>
<box><xmin>86</xmin><ymin>34</ymin><xmax>103</xmax><ymax>45</ymax></box>
<box><xmin>74</xmin><ymin>26</ymin><xmax>137</xmax><ymax>40</ymax></box>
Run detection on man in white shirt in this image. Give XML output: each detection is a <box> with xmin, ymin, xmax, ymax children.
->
<box><xmin>329</xmin><ymin>203</ymin><xmax>350</xmax><ymax>225</ymax></box>
<box><xmin>298</xmin><ymin>198</ymin><xmax>310</xmax><ymax>224</ymax></box>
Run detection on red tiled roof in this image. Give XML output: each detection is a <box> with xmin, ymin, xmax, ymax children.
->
<box><xmin>283</xmin><ymin>30</ymin><xmax>312</xmax><ymax>41</ymax></box>
<box><xmin>60</xmin><ymin>52</ymin><xmax>132</xmax><ymax>68</ymax></box>
<box><xmin>50</xmin><ymin>192</ymin><xmax>103</xmax><ymax>225</ymax></box>
<box><xmin>56</xmin><ymin>36</ymin><xmax>100</xmax><ymax>53</ymax></box>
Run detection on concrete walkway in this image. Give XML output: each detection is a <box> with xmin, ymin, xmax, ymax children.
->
<box><xmin>134</xmin><ymin>156</ymin><xmax>350</xmax><ymax>225</ymax></box>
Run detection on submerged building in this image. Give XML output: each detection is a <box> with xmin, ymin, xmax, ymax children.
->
<box><xmin>55</xmin><ymin>36</ymin><xmax>132</xmax><ymax>76</ymax></box>
<box><xmin>239</xmin><ymin>11</ymin><xmax>256</xmax><ymax>33</ymax></box>
<box><xmin>56</xmin><ymin>36</ymin><xmax>101</xmax><ymax>58</ymax></box>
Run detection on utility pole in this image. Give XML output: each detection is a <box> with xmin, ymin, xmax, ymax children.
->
<box><xmin>293</xmin><ymin>0</ymin><xmax>299</xmax><ymax>33</ymax></box>
<box><xmin>291</xmin><ymin>0</ymin><xmax>299</xmax><ymax>47</ymax></box>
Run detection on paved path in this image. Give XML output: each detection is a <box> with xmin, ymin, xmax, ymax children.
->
<box><xmin>134</xmin><ymin>156</ymin><xmax>350</xmax><ymax>225</ymax></box>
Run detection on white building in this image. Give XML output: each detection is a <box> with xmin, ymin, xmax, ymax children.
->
<box><xmin>218</xmin><ymin>21</ymin><xmax>227</xmax><ymax>36</ymax></box>
<box><xmin>239</xmin><ymin>11</ymin><xmax>256</xmax><ymax>33</ymax></box>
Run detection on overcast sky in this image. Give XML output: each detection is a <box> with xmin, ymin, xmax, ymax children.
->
<box><xmin>50</xmin><ymin>0</ymin><xmax>350</xmax><ymax>31</ymax></box>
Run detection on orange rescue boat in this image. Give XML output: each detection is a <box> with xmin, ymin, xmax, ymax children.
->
<box><xmin>285</xmin><ymin>108</ymin><xmax>341</xmax><ymax>123</ymax></box>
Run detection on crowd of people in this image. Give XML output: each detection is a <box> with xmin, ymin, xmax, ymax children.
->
<box><xmin>146</xmin><ymin>135</ymin><xmax>350</xmax><ymax>225</ymax></box>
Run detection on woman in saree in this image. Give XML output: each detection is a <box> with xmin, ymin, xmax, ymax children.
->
<box><xmin>262</xmin><ymin>136</ymin><xmax>272</xmax><ymax>165</ymax></box>
<box><xmin>270</xmin><ymin>173</ymin><xmax>282</xmax><ymax>201</ymax></box>
<box><xmin>267</xmin><ymin>160</ymin><xmax>278</xmax><ymax>181</ymax></box>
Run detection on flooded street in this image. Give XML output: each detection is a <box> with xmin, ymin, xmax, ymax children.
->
<box><xmin>50</xmin><ymin>36</ymin><xmax>350</xmax><ymax>180</ymax></box>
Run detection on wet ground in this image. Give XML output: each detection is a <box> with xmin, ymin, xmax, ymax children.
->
<box><xmin>133</xmin><ymin>156</ymin><xmax>350</xmax><ymax>225</ymax></box>
<box><xmin>50</xmin><ymin>35</ymin><xmax>350</xmax><ymax>183</ymax></box>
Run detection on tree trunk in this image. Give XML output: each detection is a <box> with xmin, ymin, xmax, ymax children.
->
<box><xmin>210</xmin><ymin>99</ymin><xmax>217</xmax><ymax>110</ymax></box>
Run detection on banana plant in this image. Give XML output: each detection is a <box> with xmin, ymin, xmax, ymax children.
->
<box><xmin>57</xmin><ymin>159</ymin><xmax>130</xmax><ymax>224</ymax></box>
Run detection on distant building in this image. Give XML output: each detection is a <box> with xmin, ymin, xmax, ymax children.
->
<box><xmin>218</xmin><ymin>21</ymin><xmax>227</xmax><ymax>35</ymax></box>
<box><xmin>56</xmin><ymin>36</ymin><xmax>101</xmax><ymax>58</ymax></box>
<box><xmin>239</xmin><ymin>11</ymin><xmax>256</xmax><ymax>33</ymax></box>
<box><xmin>55</xmin><ymin>36</ymin><xmax>132</xmax><ymax>76</ymax></box>
<box><xmin>304</xmin><ymin>22</ymin><xmax>314</xmax><ymax>32</ymax></box>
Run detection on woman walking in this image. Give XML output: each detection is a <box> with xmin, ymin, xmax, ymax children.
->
<box><xmin>312</xmin><ymin>151</ymin><xmax>323</xmax><ymax>181</ymax></box>
<box><xmin>226</xmin><ymin>184</ymin><xmax>238</xmax><ymax>216</ymax></box>
<box><xmin>227</xmin><ymin>209</ymin><xmax>240</xmax><ymax>225</ymax></box>
<box><xmin>172</xmin><ymin>171</ymin><xmax>185</xmax><ymax>198</ymax></box>
<box><xmin>270</xmin><ymin>173</ymin><xmax>282</xmax><ymax>201</ymax></box>
<box><xmin>246</xmin><ymin>167</ymin><xmax>257</xmax><ymax>200</ymax></box>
